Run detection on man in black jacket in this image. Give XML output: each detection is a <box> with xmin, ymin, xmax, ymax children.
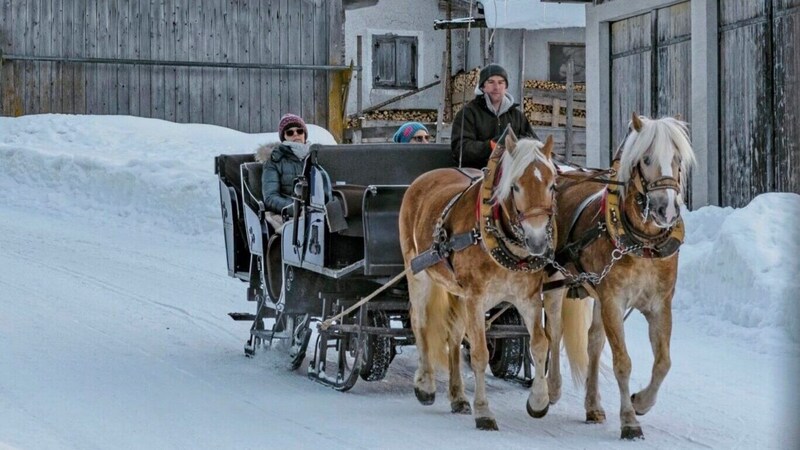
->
<box><xmin>451</xmin><ymin>64</ymin><xmax>538</xmax><ymax>168</ymax></box>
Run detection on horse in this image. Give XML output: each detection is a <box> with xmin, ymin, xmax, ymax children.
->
<box><xmin>399</xmin><ymin>130</ymin><xmax>560</xmax><ymax>431</ymax></box>
<box><xmin>551</xmin><ymin>112</ymin><xmax>696</xmax><ymax>440</ymax></box>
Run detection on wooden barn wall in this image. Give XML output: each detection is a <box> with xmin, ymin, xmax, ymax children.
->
<box><xmin>0</xmin><ymin>0</ymin><xmax>335</xmax><ymax>133</ymax></box>
<box><xmin>609</xmin><ymin>4</ymin><xmax>691</xmax><ymax>145</ymax></box>
<box><xmin>719</xmin><ymin>0</ymin><xmax>799</xmax><ymax>207</ymax></box>
<box><xmin>773</xmin><ymin>0</ymin><xmax>800</xmax><ymax>196</ymax></box>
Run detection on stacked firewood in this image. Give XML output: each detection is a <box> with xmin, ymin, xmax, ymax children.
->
<box><xmin>346</xmin><ymin>110</ymin><xmax>438</xmax><ymax>128</ymax></box>
<box><xmin>523</xmin><ymin>97</ymin><xmax>587</xmax><ymax>127</ymax></box>
<box><xmin>451</xmin><ymin>68</ymin><xmax>480</xmax><ymax>96</ymax></box>
<box><xmin>524</xmin><ymin>79</ymin><xmax>586</xmax><ymax>92</ymax></box>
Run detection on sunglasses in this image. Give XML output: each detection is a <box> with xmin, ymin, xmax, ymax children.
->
<box><xmin>284</xmin><ymin>128</ymin><xmax>305</xmax><ymax>137</ymax></box>
<box><xmin>411</xmin><ymin>135</ymin><xmax>430</xmax><ymax>142</ymax></box>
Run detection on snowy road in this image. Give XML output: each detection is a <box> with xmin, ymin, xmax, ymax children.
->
<box><xmin>0</xmin><ymin>204</ymin><xmax>794</xmax><ymax>450</ymax></box>
<box><xmin>1</xmin><ymin>115</ymin><xmax>796</xmax><ymax>449</ymax></box>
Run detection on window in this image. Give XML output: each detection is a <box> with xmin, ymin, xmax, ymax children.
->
<box><xmin>372</xmin><ymin>34</ymin><xmax>418</xmax><ymax>89</ymax></box>
<box><xmin>549</xmin><ymin>43</ymin><xmax>586</xmax><ymax>83</ymax></box>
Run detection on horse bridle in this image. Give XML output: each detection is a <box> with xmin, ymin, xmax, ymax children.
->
<box><xmin>496</xmin><ymin>169</ymin><xmax>557</xmax><ymax>249</ymax></box>
<box><xmin>631</xmin><ymin>158</ymin><xmax>682</xmax><ymax>223</ymax></box>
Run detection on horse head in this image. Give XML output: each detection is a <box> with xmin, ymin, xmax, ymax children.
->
<box><xmin>617</xmin><ymin>112</ymin><xmax>696</xmax><ymax>228</ymax></box>
<box><xmin>492</xmin><ymin>131</ymin><xmax>557</xmax><ymax>257</ymax></box>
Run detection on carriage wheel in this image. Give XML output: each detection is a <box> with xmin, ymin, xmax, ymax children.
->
<box><xmin>289</xmin><ymin>314</ymin><xmax>312</xmax><ymax>371</ymax></box>
<box><xmin>487</xmin><ymin>307</ymin><xmax>525</xmax><ymax>379</ymax></box>
<box><xmin>359</xmin><ymin>311</ymin><xmax>394</xmax><ymax>381</ymax></box>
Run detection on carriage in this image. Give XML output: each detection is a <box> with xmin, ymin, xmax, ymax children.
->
<box><xmin>214</xmin><ymin>142</ymin><xmax>532</xmax><ymax>391</ymax></box>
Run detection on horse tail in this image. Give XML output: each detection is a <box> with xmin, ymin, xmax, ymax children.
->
<box><xmin>423</xmin><ymin>282</ymin><xmax>463</xmax><ymax>370</ymax></box>
<box><xmin>562</xmin><ymin>296</ymin><xmax>592</xmax><ymax>386</ymax></box>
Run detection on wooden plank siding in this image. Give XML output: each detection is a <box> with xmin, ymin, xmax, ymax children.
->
<box><xmin>609</xmin><ymin>2</ymin><xmax>692</xmax><ymax>203</ymax></box>
<box><xmin>0</xmin><ymin>0</ymin><xmax>338</xmax><ymax>133</ymax></box>
<box><xmin>773</xmin><ymin>0</ymin><xmax>800</xmax><ymax>195</ymax></box>
<box><xmin>610</xmin><ymin>12</ymin><xmax>652</xmax><ymax>155</ymax></box>
<box><xmin>719</xmin><ymin>0</ymin><xmax>775</xmax><ymax>207</ymax></box>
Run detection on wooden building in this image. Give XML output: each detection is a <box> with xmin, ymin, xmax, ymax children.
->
<box><xmin>0</xmin><ymin>0</ymin><xmax>348</xmax><ymax>138</ymax></box>
<box><xmin>584</xmin><ymin>0</ymin><xmax>799</xmax><ymax>208</ymax></box>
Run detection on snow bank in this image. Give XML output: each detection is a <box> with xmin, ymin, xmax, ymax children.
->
<box><xmin>0</xmin><ymin>114</ymin><xmax>335</xmax><ymax>235</ymax></box>
<box><xmin>675</xmin><ymin>193</ymin><xmax>800</xmax><ymax>351</ymax></box>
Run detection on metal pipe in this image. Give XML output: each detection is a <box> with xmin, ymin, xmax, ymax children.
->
<box><xmin>0</xmin><ymin>53</ymin><xmax>358</xmax><ymax>72</ymax></box>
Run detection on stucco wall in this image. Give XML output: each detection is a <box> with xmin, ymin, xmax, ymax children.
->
<box><xmin>491</xmin><ymin>27</ymin><xmax>585</xmax><ymax>101</ymax></box>
<box><xmin>345</xmin><ymin>1</ymin><xmax>444</xmax><ymax>113</ymax></box>
<box><xmin>344</xmin><ymin>3</ymin><xmax>583</xmax><ymax>114</ymax></box>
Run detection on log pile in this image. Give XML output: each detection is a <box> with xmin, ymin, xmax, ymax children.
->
<box><xmin>346</xmin><ymin>110</ymin><xmax>438</xmax><ymax>129</ymax></box>
<box><xmin>523</xmin><ymin>97</ymin><xmax>586</xmax><ymax>127</ymax></box>
<box><xmin>524</xmin><ymin>79</ymin><xmax>586</xmax><ymax>92</ymax></box>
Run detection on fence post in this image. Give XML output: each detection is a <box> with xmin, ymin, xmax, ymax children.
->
<box><xmin>565</xmin><ymin>58</ymin><xmax>574</xmax><ymax>162</ymax></box>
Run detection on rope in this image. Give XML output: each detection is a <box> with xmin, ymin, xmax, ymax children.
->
<box><xmin>318</xmin><ymin>267</ymin><xmax>412</xmax><ymax>331</ymax></box>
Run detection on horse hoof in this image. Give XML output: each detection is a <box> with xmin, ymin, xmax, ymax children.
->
<box><xmin>526</xmin><ymin>401</ymin><xmax>549</xmax><ymax>418</ymax></box>
<box><xmin>585</xmin><ymin>410</ymin><xmax>606</xmax><ymax>423</ymax></box>
<box><xmin>621</xmin><ymin>426</ymin><xmax>644</xmax><ymax>440</ymax></box>
<box><xmin>414</xmin><ymin>387</ymin><xmax>435</xmax><ymax>405</ymax></box>
<box><xmin>475</xmin><ymin>417</ymin><xmax>499</xmax><ymax>431</ymax></box>
<box><xmin>451</xmin><ymin>400</ymin><xmax>471</xmax><ymax>415</ymax></box>
<box><xmin>631</xmin><ymin>393</ymin><xmax>648</xmax><ymax>416</ymax></box>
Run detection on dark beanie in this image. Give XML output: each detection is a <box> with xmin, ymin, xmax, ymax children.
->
<box><xmin>277</xmin><ymin>113</ymin><xmax>308</xmax><ymax>141</ymax></box>
<box><xmin>478</xmin><ymin>64</ymin><xmax>509</xmax><ymax>89</ymax></box>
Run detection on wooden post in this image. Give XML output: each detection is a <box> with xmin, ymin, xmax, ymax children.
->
<box><xmin>518</xmin><ymin>31</ymin><xmax>525</xmax><ymax>110</ymax></box>
<box><xmin>551</xmin><ymin>98</ymin><xmax>560</xmax><ymax>127</ymax></box>
<box><xmin>436</xmin><ymin>51</ymin><xmax>447</xmax><ymax>143</ymax></box>
<box><xmin>565</xmin><ymin>58</ymin><xmax>574</xmax><ymax>162</ymax></box>
<box><xmin>444</xmin><ymin>0</ymin><xmax>453</xmax><ymax>122</ymax></box>
<box><xmin>327</xmin><ymin>0</ymin><xmax>345</xmax><ymax>143</ymax></box>
<box><xmin>356</xmin><ymin>35</ymin><xmax>362</xmax><ymax>116</ymax></box>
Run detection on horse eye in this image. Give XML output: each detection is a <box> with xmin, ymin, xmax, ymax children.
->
<box><xmin>643</xmin><ymin>156</ymin><xmax>652</xmax><ymax>165</ymax></box>
<box><xmin>511</xmin><ymin>184</ymin><xmax>520</xmax><ymax>192</ymax></box>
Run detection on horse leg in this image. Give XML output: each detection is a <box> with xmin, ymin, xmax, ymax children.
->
<box><xmin>631</xmin><ymin>305</ymin><xmax>673</xmax><ymax>416</ymax></box>
<box><xmin>447</xmin><ymin>296</ymin><xmax>471</xmax><ymax>415</ymax></box>
<box><xmin>465</xmin><ymin>300</ymin><xmax>498</xmax><ymax>430</ymax></box>
<box><xmin>408</xmin><ymin>275</ymin><xmax>437</xmax><ymax>405</ymax></box>
<box><xmin>585</xmin><ymin>297</ymin><xmax>607</xmax><ymax>424</ymax></box>
<box><xmin>543</xmin><ymin>289</ymin><xmax>563</xmax><ymax>405</ymax></box>
<box><xmin>520</xmin><ymin>299</ymin><xmax>550</xmax><ymax>418</ymax></box>
<box><xmin>600</xmin><ymin>300</ymin><xmax>644</xmax><ymax>440</ymax></box>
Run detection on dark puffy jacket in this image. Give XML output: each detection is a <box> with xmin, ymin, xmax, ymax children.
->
<box><xmin>258</xmin><ymin>143</ymin><xmax>304</xmax><ymax>214</ymax></box>
<box><xmin>450</xmin><ymin>95</ymin><xmax>537</xmax><ymax>169</ymax></box>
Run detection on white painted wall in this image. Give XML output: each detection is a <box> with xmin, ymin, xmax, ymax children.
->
<box><xmin>344</xmin><ymin>2</ymin><xmax>584</xmax><ymax>114</ymax></box>
<box><xmin>344</xmin><ymin>0</ymin><xmax>448</xmax><ymax>114</ymax></box>
<box><xmin>490</xmin><ymin>27</ymin><xmax>585</xmax><ymax>101</ymax></box>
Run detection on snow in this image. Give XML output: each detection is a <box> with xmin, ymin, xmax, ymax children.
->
<box><xmin>1</xmin><ymin>114</ymin><xmax>798</xmax><ymax>449</ymax></box>
<box><xmin>480</xmin><ymin>0</ymin><xmax>586</xmax><ymax>30</ymax></box>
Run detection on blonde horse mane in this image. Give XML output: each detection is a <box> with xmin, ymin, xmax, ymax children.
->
<box><xmin>491</xmin><ymin>138</ymin><xmax>556</xmax><ymax>204</ymax></box>
<box><xmin>618</xmin><ymin>116</ymin><xmax>696</xmax><ymax>198</ymax></box>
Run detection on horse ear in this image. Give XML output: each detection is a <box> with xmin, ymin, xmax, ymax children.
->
<box><xmin>631</xmin><ymin>112</ymin><xmax>643</xmax><ymax>132</ymax></box>
<box><xmin>541</xmin><ymin>135</ymin><xmax>554</xmax><ymax>159</ymax></box>
<box><xmin>674</xmin><ymin>113</ymin><xmax>683</xmax><ymax>121</ymax></box>
<box><xmin>504</xmin><ymin>125</ymin><xmax>518</xmax><ymax>152</ymax></box>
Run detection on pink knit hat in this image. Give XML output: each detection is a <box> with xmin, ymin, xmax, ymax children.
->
<box><xmin>278</xmin><ymin>113</ymin><xmax>308</xmax><ymax>141</ymax></box>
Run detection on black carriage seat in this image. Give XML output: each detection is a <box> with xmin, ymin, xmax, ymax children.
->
<box><xmin>329</xmin><ymin>184</ymin><xmax>367</xmax><ymax>237</ymax></box>
<box><xmin>308</xmin><ymin>143</ymin><xmax>455</xmax><ymax>275</ymax></box>
<box><xmin>214</xmin><ymin>153</ymin><xmax>256</xmax><ymax>280</ymax></box>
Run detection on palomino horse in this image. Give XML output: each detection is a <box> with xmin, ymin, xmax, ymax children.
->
<box><xmin>399</xmin><ymin>130</ymin><xmax>560</xmax><ymax>430</ymax></box>
<box><xmin>553</xmin><ymin>112</ymin><xmax>696</xmax><ymax>439</ymax></box>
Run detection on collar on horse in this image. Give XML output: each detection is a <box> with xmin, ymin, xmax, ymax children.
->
<box><xmin>477</xmin><ymin>150</ymin><xmax>554</xmax><ymax>272</ymax></box>
<box><xmin>550</xmin><ymin>159</ymin><xmax>686</xmax><ymax>295</ymax></box>
<box><xmin>604</xmin><ymin>159</ymin><xmax>684</xmax><ymax>259</ymax></box>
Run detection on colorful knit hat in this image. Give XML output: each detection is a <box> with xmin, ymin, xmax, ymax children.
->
<box><xmin>392</xmin><ymin>122</ymin><xmax>429</xmax><ymax>143</ymax></box>
<box><xmin>278</xmin><ymin>113</ymin><xmax>308</xmax><ymax>141</ymax></box>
